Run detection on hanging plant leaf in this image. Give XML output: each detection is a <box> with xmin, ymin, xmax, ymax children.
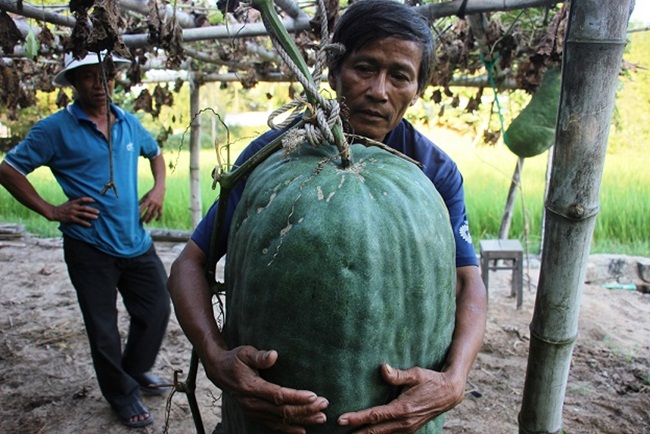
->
<box><xmin>24</xmin><ymin>29</ymin><xmax>39</xmax><ymax>59</ymax></box>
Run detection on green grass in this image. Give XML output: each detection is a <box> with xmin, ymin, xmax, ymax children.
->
<box><xmin>439</xmin><ymin>141</ymin><xmax>650</xmax><ymax>257</ymax></box>
<box><xmin>2</xmin><ymin>139</ymin><xmax>649</xmax><ymax>257</ymax></box>
<box><xmin>0</xmin><ymin>141</ymin><xmax>249</xmax><ymax>237</ymax></box>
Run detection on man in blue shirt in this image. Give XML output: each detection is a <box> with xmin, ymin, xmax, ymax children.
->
<box><xmin>169</xmin><ymin>1</ymin><xmax>487</xmax><ymax>432</ymax></box>
<box><xmin>0</xmin><ymin>51</ymin><xmax>171</xmax><ymax>428</ymax></box>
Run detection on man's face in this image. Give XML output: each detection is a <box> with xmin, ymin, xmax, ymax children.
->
<box><xmin>328</xmin><ymin>37</ymin><xmax>423</xmax><ymax>143</ymax></box>
<box><xmin>71</xmin><ymin>64</ymin><xmax>115</xmax><ymax>110</ymax></box>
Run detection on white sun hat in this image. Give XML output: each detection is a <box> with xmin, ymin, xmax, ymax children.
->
<box><xmin>53</xmin><ymin>50</ymin><xmax>131</xmax><ymax>87</ymax></box>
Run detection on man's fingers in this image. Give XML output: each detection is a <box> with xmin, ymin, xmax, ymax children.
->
<box><xmin>70</xmin><ymin>217</ymin><xmax>93</xmax><ymax>227</ymax></box>
<box><xmin>139</xmin><ymin>200</ymin><xmax>163</xmax><ymax>223</ymax></box>
<box><xmin>286</xmin><ymin>396</ymin><xmax>328</xmax><ymax>419</ymax></box>
<box><xmin>217</xmin><ymin>346</ymin><xmax>328</xmax><ymax>432</ymax></box>
<box><xmin>243</xmin><ymin>395</ymin><xmax>328</xmax><ymax>421</ymax></box>
<box><xmin>336</xmin><ymin>365</ymin><xmax>436</xmax><ymax>430</ymax></box>
<box><xmin>52</xmin><ymin>198</ymin><xmax>99</xmax><ymax>224</ymax></box>
<box><xmin>138</xmin><ymin>191</ymin><xmax>165</xmax><ymax>223</ymax></box>
<box><xmin>71</xmin><ymin>198</ymin><xmax>99</xmax><ymax>216</ymax></box>
<box><xmin>239</xmin><ymin>349</ymin><xmax>323</xmax><ymax>406</ymax></box>
<box><xmin>241</xmin><ymin>395</ymin><xmax>328</xmax><ymax>432</ymax></box>
<box><xmin>239</xmin><ymin>348</ymin><xmax>278</xmax><ymax>370</ymax></box>
<box><xmin>79</xmin><ymin>207</ymin><xmax>99</xmax><ymax>217</ymax></box>
<box><xmin>75</xmin><ymin>197</ymin><xmax>96</xmax><ymax>205</ymax></box>
<box><xmin>140</xmin><ymin>206</ymin><xmax>153</xmax><ymax>223</ymax></box>
<box><xmin>380</xmin><ymin>364</ymin><xmax>423</xmax><ymax>387</ymax></box>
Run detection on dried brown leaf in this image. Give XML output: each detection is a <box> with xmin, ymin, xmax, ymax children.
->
<box><xmin>0</xmin><ymin>11</ymin><xmax>23</xmax><ymax>54</ymax></box>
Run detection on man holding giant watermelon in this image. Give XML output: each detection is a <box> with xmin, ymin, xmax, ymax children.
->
<box><xmin>168</xmin><ymin>1</ymin><xmax>487</xmax><ymax>433</ymax></box>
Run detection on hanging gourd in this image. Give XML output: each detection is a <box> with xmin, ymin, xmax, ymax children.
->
<box><xmin>222</xmin><ymin>141</ymin><xmax>458</xmax><ymax>434</ymax></box>
<box><xmin>505</xmin><ymin>67</ymin><xmax>562</xmax><ymax>158</ymax></box>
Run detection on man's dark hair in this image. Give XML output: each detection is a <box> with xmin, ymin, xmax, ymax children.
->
<box><xmin>330</xmin><ymin>0</ymin><xmax>435</xmax><ymax>93</ymax></box>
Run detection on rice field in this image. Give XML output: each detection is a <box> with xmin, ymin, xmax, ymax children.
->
<box><xmin>1</xmin><ymin>135</ymin><xmax>648</xmax><ymax>257</ymax></box>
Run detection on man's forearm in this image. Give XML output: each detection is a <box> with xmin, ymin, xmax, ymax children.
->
<box><xmin>149</xmin><ymin>154</ymin><xmax>167</xmax><ymax>192</ymax></box>
<box><xmin>168</xmin><ymin>242</ymin><xmax>227</xmax><ymax>361</ymax></box>
<box><xmin>442</xmin><ymin>266</ymin><xmax>487</xmax><ymax>381</ymax></box>
<box><xmin>0</xmin><ymin>162</ymin><xmax>54</xmax><ymax>220</ymax></box>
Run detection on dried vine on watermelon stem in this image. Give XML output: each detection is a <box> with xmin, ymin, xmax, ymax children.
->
<box><xmin>206</xmin><ymin>120</ymin><xmax>305</xmax><ymax>286</ymax></box>
<box><xmin>346</xmin><ymin>134</ymin><xmax>425</xmax><ymax>169</ymax></box>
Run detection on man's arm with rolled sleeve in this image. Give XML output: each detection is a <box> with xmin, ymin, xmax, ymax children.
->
<box><xmin>0</xmin><ymin>161</ymin><xmax>99</xmax><ymax>226</ymax></box>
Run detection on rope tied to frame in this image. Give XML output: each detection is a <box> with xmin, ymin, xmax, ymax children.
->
<box><xmin>96</xmin><ymin>50</ymin><xmax>119</xmax><ymax>198</ymax></box>
<box><xmin>480</xmin><ymin>52</ymin><xmax>509</xmax><ymax>146</ymax></box>
<box><xmin>263</xmin><ymin>0</ymin><xmax>349</xmax><ymax>155</ymax></box>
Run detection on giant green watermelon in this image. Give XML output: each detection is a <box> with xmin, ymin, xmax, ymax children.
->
<box><xmin>222</xmin><ymin>141</ymin><xmax>457</xmax><ymax>433</ymax></box>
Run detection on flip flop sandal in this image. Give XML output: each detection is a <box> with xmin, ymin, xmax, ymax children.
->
<box><xmin>133</xmin><ymin>372</ymin><xmax>172</xmax><ymax>396</ymax></box>
<box><xmin>117</xmin><ymin>399</ymin><xmax>153</xmax><ymax>428</ymax></box>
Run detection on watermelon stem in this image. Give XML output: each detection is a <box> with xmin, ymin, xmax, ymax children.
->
<box><xmin>250</xmin><ymin>0</ymin><xmax>350</xmax><ymax>167</ymax></box>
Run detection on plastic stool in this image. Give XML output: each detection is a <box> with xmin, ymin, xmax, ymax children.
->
<box><xmin>479</xmin><ymin>239</ymin><xmax>524</xmax><ymax>309</ymax></box>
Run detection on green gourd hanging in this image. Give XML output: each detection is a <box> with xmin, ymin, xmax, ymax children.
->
<box><xmin>505</xmin><ymin>67</ymin><xmax>562</xmax><ymax>158</ymax></box>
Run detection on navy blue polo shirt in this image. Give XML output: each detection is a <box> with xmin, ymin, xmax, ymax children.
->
<box><xmin>192</xmin><ymin>119</ymin><xmax>478</xmax><ymax>267</ymax></box>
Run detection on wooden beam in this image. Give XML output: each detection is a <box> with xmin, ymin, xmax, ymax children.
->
<box><xmin>120</xmin><ymin>17</ymin><xmax>313</xmax><ymax>48</ymax></box>
<box><xmin>0</xmin><ymin>0</ymin><xmax>75</xmax><ymax>27</ymax></box>
<box><xmin>415</xmin><ymin>0</ymin><xmax>563</xmax><ymax>19</ymax></box>
<box><xmin>2</xmin><ymin>0</ymin><xmax>565</xmax><ymax>45</ymax></box>
<box><xmin>119</xmin><ymin>0</ymin><xmax>197</xmax><ymax>28</ymax></box>
<box><xmin>189</xmin><ymin>76</ymin><xmax>202</xmax><ymax>229</ymax></box>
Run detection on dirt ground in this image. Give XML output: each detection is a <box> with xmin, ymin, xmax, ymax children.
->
<box><xmin>0</xmin><ymin>235</ymin><xmax>648</xmax><ymax>434</ymax></box>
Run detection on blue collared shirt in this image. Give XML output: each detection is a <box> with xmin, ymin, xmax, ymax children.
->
<box><xmin>4</xmin><ymin>100</ymin><xmax>161</xmax><ymax>257</ymax></box>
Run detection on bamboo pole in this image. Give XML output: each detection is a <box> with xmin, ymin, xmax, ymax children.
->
<box><xmin>518</xmin><ymin>1</ymin><xmax>634</xmax><ymax>433</ymax></box>
<box><xmin>189</xmin><ymin>74</ymin><xmax>203</xmax><ymax>229</ymax></box>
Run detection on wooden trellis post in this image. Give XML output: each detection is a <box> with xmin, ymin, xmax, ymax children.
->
<box><xmin>189</xmin><ymin>74</ymin><xmax>202</xmax><ymax>229</ymax></box>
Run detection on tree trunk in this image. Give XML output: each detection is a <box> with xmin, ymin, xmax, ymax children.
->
<box><xmin>518</xmin><ymin>1</ymin><xmax>634</xmax><ymax>433</ymax></box>
<box><xmin>498</xmin><ymin>157</ymin><xmax>524</xmax><ymax>239</ymax></box>
<box><xmin>189</xmin><ymin>77</ymin><xmax>202</xmax><ymax>229</ymax></box>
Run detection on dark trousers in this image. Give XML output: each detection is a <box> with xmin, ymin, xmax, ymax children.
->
<box><xmin>63</xmin><ymin>235</ymin><xmax>171</xmax><ymax>409</ymax></box>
